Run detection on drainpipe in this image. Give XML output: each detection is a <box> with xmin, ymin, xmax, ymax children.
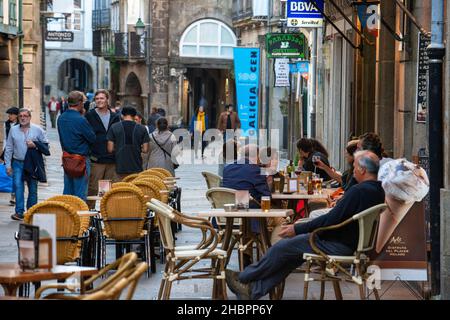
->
<box><xmin>428</xmin><ymin>0</ymin><xmax>445</xmax><ymax>299</ymax></box>
<box><xmin>18</xmin><ymin>0</ymin><xmax>24</xmax><ymax>108</ymax></box>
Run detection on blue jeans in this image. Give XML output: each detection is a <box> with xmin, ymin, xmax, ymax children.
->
<box><xmin>63</xmin><ymin>158</ymin><xmax>90</xmax><ymax>201</ymax></box>
<box><xmin>238</xmin><ymin>233</ymin><xmax>354</xmax><ymax>299</ymax></box>
<box><xmin>12</xmin><ymin>160</ymin><xmax>38</xmax><ymax>217</ymax></box>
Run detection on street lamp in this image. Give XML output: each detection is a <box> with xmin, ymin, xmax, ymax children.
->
<box><xmin>135</xmin><ymin>17</ymin><xmax>152</xmax><ymax>117</ymax></box>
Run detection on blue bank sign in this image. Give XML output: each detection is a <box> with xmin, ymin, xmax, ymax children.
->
<box><xmin>287</xmin><ymin>0</ymin><xmax>324</xmax><ymax>28</ymax></box>
<box><xmin>233</xmin><ymin>48</ymin><xmax>260</xmax><ymax>137</ymax></box>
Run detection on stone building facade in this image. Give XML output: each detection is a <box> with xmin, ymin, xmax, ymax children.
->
<box><xmin>0</xmin><ymin>0</ymin><xmax>43</xmax><ymax>149</ymax></box>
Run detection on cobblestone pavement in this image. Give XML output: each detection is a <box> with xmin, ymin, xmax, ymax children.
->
<box><xmin>0</xmin><ymin>115</ymin><xmax>419</xmax><ymax>300</ymax></box>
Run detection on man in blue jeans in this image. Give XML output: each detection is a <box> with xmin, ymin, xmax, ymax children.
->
<box><xmin>225</xmin><ymin>150</ymin><xmax>385</xmax><ymax>299</ymax></box>
<box><xmin>57</xmin><ymin>91</ymin><xmax>96</xmax><ymax>200</ymax></box>
<box><xmin>4</xmin><ymin>108</ymin><xmax>49</xmax><ymax>221</ymax></box>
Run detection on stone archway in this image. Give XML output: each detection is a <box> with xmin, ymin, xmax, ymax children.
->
<box><xmin>57</xmin><ymin>59</ymin><xmax>93</xmax><ymax>93</ymax></box>
<box><xmin>123</xmin><ymin>72</ymin><xmax>144</xmax><ymax>115</ymax></box>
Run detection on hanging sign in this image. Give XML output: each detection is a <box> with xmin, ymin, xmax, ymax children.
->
<box><xmin>289</xmin><ymin>61</ymin><xmax>309</xmax><ymax>74</ymax></box>
<box><xmin>45</xmin><ymin>31</ymin><xmax>74</xmax><ymax>42</ymax></box>
<box><xmin>355</xmin><ymin>2</ymin><xmax>381</xmax><ymax>37</ymax></box>
<box><xmin>416</xmin><ymin>33</ymin><xmax>430</xmax><ymax>123</ymax></box>
<box><xmin>233</xmin><ymin>48</ymin><xmax>260</xmax><ymax>137</ymax></box>
<box><xmin>274</xmin><ymin>59</ymin><xmax>290</xmax><ymax>87</ymax></box>
<box><xmin>266</xmin><ymin>33</ymin><xmax>306</xmax><ymax>58</ymax></box>
<box><xmin>287</xmin><ymin>0</ymin><xmax>324</xmax><ymax>28</ymax></box>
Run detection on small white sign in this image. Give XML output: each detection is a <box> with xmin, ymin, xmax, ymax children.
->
<box><xmin>274</xmin><ymin>58</ymin><xmax>290</xmax><ymax>87</ymax></box>
<box><xmin>33</xmin><ymin>214</ymin><xmax>57</xmax><ymax>268</ymax></box>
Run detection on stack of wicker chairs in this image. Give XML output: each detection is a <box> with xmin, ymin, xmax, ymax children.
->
<box><xmin>24</xmin><ymin>201</ymin><xmax>83</xmax><ymax>265</ymax></box>
<box><xmin>100</xmin><ymin>186</ymin><xmax>151</xmax><ymax>277</ymax></box>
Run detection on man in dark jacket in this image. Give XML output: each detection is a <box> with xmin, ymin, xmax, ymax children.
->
<box><xmin>85</xmin><ymin>89</ymin><xmax>120</xmax><ymax>208</ymax></box>
<box><xmin>225</xmin><ymin>150</ymin><xmax>385</xmax><ymax>300</ymax></box>
<box><xmin>58</xmin><ymin>91</ymin><xmax>96</xmax><ymax>200</ymax></box>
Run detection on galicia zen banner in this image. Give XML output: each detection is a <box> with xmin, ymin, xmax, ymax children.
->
<box><xmin>233</xmin><ymin>48</ymin><xmax>260</xmax><ymax>137</ymax></box>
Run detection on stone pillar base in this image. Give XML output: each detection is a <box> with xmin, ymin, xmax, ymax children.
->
<box><xmin>441</xmin><ymin>189</ymin><xmax>450</xmax><ymax>299</ymax></box>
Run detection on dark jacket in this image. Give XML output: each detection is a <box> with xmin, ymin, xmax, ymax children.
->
<box><xmin>189</xmin><ymin>114</ymin><xmax>209</xmax><ymax>134</ymax></box>
<box><xmin>217</xmin><ymin>111</ymin><xmax>241</xmax><ymax>132</ymax></box>
<box><xmin>57</xmin><ymin>109</ymin><xmax>96</xmax><ymax>156</ymax></box>
<box><xmin>221</xmin><ymin>160</ymin><xmax>271</xmax><ymax>203</ymax></box>
<box><xmin>23</xmin><ymin>141</ymin><xmax>50</xmax><ymax>183</ymax></box>
<box><xmin>303</xmin><ymin>151</ymin><xmax>332</xmax><ymax>181</ymax></box>
<box><xmin>85</xmin><ymin>108</ymin><xmax>120</xmax><ymax>163</ymax></box>
<box><xmin>294</xmin><ymin>180</ymin><xmax>385</xmax><ymax>250</ymax></box>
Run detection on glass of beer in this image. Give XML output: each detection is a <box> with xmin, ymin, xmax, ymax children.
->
<box><xmin>317</xmin><ymin>178</ymin><xmax>323</xmax><ymax>194</ymax></box>
<box><xmin>274</xmin><ymin>178</ymin><xmax>281</xmax><ymax>193</ymax></box>
<box><xmin>261</xmin><ymin>196</ymin><xmax>271</xmax><ymax>212</ymax></box>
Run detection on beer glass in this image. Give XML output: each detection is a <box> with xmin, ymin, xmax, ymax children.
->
<box><xmin>261</xmin><ymin>196</ymin><xmax>271</xmax><ymax>212</ymax></box>
<box><xmin>317</xmin><ymin>178</ymin><xmax>323</xmax><ymax>194</ymax></box>
<box><xmin>274</xmin><ymin>178</ymin><xmax>281</xmax><ymax>193</ymax></box>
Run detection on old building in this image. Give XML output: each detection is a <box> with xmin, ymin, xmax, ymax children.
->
<box><xmin>0</xmin><ymin>0</ymin><xmax>43</xmax><ymax>148</ymax></box>
<box><xmin>43</xmin><ymin>0</ymin><xmax>102</xmax><ymax>103</ymax></box>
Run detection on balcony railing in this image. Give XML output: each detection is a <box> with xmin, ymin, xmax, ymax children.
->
<box><xmin>93</xmin><ymin>29</ymin><xmax>113</xmax><ymax>57</ymax></box>
<box><xmin>114</xmin><ymin>32</ymin><xmax>146</xmax><ymax>59</ymax></box>
<box><xmin>92</xmin><ymin>9</ymin><xmax>111</xmax><ymax>30</ymax></box>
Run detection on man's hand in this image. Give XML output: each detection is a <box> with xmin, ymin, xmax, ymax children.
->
<box><xmin>278</xmin><ymin>224</ymin><xmax>296</xmax><ymax>238</ymax></box>
<box><xmin>7</xmin><ymin>167</ymin><xmax>13</xmax><ymax>176</ymax></box>
<box><xmin>26</xmin><ymin>140</ymin><xmax>36</xmax><ymax>148</ymax></box>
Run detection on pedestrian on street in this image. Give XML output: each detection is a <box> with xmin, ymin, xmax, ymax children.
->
<box><xmin>147</xmin><ymin>107</ymin><xmax>161</xmax><ymax>134</ymax></box>
<box><xmin>59</xmin><ymin>96</ymin><xmax>69</xmax><ymax>114</ymax></box>
<box><xmin>225</xmin><ymin>150</ymin><xmax>385</xmax><ymax>300</ymax></box>
<box><xmin>146</xmin><ymin>117</ymin><xmax>180</xmax><ymax>176</ymax></box>
<box><xmin>218</xmin><ymin>104</ymin><xmax>241</xmax><ymax>143</ymax></box>
<box><xmin>1</xmin><ymin>107</ymin><xmax>19</xmax><ymax>206</ymax></box>
<box><xmin>47</xmin><ymin>96</ymin><xmax>61</xmax><ymax>128</ymax></box>
<box><xmin>189</xmin><ymin>106</ymin><xmax>208</xmax><ymax>159</ymax></box>
<box><xmin>57</xmin><ymin>91</ymin><xmax>96</xmax><ymax>200</ymax></box>
<box><xmin>85</xmin><ymin>89</ymin><xmax>121</xmax><ymax>209</ymax></box>
<box><xmin>4</xmin><ymin>108</ymin><xmax>49</xmax><ymax>221</ymax></box>
<box><xmin>107</xmin><ymin>106</ymin><xmax>150</xmax><ymax>180</ymax></box>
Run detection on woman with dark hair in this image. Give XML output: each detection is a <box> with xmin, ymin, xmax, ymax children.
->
<box><xmin>146</xmin><ymin>117</ymin><xmax>180</xmax><ymax>175</ymax></box>
<box><xmin>189</xmin><ymin>106</ymin><xmax>209</xmax><ymax>159</ymax></box>
<box><xmin>358</xmin><ymin>132</ymin><xmax>393</xmax><ymax>167</ymax></box>
<box><xmin>296</xmin><ymin>138</ymin><xmax>332</xmax><ymax>181</ymax></box>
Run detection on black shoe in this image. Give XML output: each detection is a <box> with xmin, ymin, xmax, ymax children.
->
<box><xmin>11</xmin><ymin>213</ymin><xmax>23</xmax><ymax>221</ymax></box>
<box><xmin>225</xmin><ymin>269</ymin><xmax>251</xmax><ymax>300</ymax></box>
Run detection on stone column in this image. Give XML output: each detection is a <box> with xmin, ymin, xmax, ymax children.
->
<box><xmin>375</xmin><ymin>0</ymin><xmax>396</xmax><ymax>157</ymax></box>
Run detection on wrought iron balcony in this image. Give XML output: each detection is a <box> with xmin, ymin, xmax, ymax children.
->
<box><xmin>93</xmin><ymin>30</ymin><xmax>145</xmax><ymax>60</ymax></box>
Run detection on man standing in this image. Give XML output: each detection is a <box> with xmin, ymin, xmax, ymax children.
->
<box><xmin>147</xmin><ymin>107</ymin><xmax>161</xmax><ymax>134</ymax></box>
<box><xmin>85</xmin><ymin>89</ymin><xmax>120</xmax><ymax>208</ymax></box>
<box><xmin>57</xmin><ymin>91</ymin><xmax>96</xmax><ymax>200</ymax></box>
<box><xmin>1</xmin><ymin>107</ymin><xmax>19</xmax><ymax>205</ymax></box>
<box><xmin>225</xmin><ymin>150</ymin><xmax>385</xmax><ymax>300</ymax></box>
<box><xmin>47</xmin><ymin>96</ymin><xmax>60</xmax><ymax>128</ymax></box>
<box><xmin>218</xmin><ymin>104</ymin><xmax>241</xmax><ymax>142</ymax></box>
<box><xmin>107</xmin><ymin>106</ymin><xmax>149</xmax><ymax>180</ymax></box>
<box><xmin>4</xmin><ymin>108</ymin><xmax>49</xmax><ymax>221</ymax></box>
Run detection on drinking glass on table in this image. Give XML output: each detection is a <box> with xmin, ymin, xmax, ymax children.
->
<box><xmin>312</xmin><ymin>155</ymin><xmax>320</xmax><ymax>173</ymax></box>
<box><xmin>317</xmin><ymin>178</ymin><xmax>323</xmax><ymax>194</ymax></box>
<box><xmin>274</xmin><ymin>178</ymin><xmax>281</xmax><ymax>193</ymax></box>
<box><xmin>261</xmin><ymin>196</ymin><xmax>271</xmax><ymax>212</ymax></box>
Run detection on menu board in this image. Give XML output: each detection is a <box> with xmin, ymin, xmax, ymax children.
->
<box><xmin>416</xmin><ymin>33</ymin><xmax>430</xmax><ymax>123</ymax></box>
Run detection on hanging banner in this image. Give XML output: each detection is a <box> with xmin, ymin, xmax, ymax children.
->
<box><xmin>233</xmin><ymin>48</ymin><xmax>260</xmax><ymax>137</ymax></box>
<box><xmin>289</xmin><ymin>61</ymin><xmax>309</xmax><ymax>74</ymax></box>
<box><xmin>287</xmin><ymin>0</ymin><xmax>324</xmax><ymax>28</ymax></box>
<box><xmin>416</xmin><ymin>33</ymin><xmax>430</xmax><ymax>123</ymax></box>
<box><xmin>355</xmin><ymin>2</ymin><xmax>381</xmax><ymax>37</ymax></box>
<box><xmin>274</xmin><ymin>59</ymin><xmax>290</xmax><ymax>87</ymax></box>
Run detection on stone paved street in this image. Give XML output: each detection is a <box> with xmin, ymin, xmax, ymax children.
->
<box><xmin>0</xmin><ymin>117</ymin><xmax>420</xmax><ymax>300</ymax></box>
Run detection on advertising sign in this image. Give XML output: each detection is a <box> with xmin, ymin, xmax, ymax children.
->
<box><xmin>233</xmin><ymin>48</ymin><xmax>260</xmax><ymax>137</ymax></box>
<box><xmin>289</xmin><ymin>61</ymin><xmax>309</xmax><ymax>74</ymax></box>
<box><xmin>287</xmin><ymin>0</ymin><xmax>324</xmax><ymax>28</ymax></box>
<box><xmin>274</xmin><ymin>59</ymin><xmax>290</xmax><ymax>87</ymax></box>
<box><xmin>416</xmin><ymin>33</ymin><xmax>430</xmax><ymax>123</ymax></box>
<box><xmin>266</xmin><ymin>33</ymin><xmax>306</xmax><ymax>58</ymax></box>
<box><xmin>45</xmin><ymin>31</ymin><xmax>74</xmax><ymax>42</ymax></box>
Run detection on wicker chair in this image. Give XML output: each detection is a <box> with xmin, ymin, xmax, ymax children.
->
<box><xmin>24</xmin><ymin>201</ymin><xmax>82</xmax><ymax>265</ymax></box>
<box><xmin>35</xmin><ymin>252</ymin><xmax>138</xmax><ymax>299</ymax></box>
<box><xmin>303</xmin><ymin>203</ymin><xmax>387</xmax><ymax>300</ymax></box>
<box><xmin>202</xmin><ymin>171</ymin><xmax>222</xmax><ymax>189</ymax></box>
<box><xmin>134</xmin><ymin>176</ymin><xmax>168</xmax><ymax>192</ymax></box>
<box><xmin>147</xmin><ymin>199</ymin><xmax>228</xmax><ymax>300</ymax></box>
<box><xmin>140</xmin><ymin>169</ymin><xmax>167</xmax><ymax>180</ymax></box>
<box><xmin>150</xmin><ymin>167</ymin><xmax>173</xmax><ymax>178</ymax></box>
<box><xmin>112</xmin><ymin>182</ymin><xmax>142</xmax><ymax>193</ymax></box>
<box><xmin>100</xmin><ymin>186</ymin><xmax>151</xmax><ymax>277</ymax></box>
<box><xmin>122</xmin><ymin>173</ymin><xmax>140</xmax><ymax>183</ymax></box>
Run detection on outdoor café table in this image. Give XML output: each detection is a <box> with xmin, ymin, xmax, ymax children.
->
<box><xmin>0</xmin><ymin>263</ymin><xmax>97</xmax><ymax>296</ymax></box>
<box><xmin>197</xmin><ymin>209</ymin><xmax>293</xmax><ymax>300</ymax></box>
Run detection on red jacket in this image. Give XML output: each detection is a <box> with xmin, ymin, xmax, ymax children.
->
<box><xmin>47</xmin><ymin>101</ymin><xmax>61</xmax><ymax>112</ymax></box>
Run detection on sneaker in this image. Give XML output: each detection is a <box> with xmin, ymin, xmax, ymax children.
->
<box><xmin>11</xmin><ymin>213</ymin><xmax>23</xmax><ymax>221</ymax></box>
<box><xmin>225</xmin><ymin>269</ymin><xmax>251</xmax><ymax>300</ymax></box>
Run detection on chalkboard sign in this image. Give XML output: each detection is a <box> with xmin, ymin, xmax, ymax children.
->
<box><xmin>416</xmin><ymin>33</ymin><xmax>430</xmax><ymax>123</ymax></box>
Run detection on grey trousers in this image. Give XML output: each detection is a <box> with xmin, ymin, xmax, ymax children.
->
<box><xmin>238</xmin><ymin>233</ymin><xmax>354</xmax><ymax>300</ymax></box>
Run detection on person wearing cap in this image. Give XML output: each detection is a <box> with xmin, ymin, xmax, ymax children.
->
<box><xmin>1</xmin><ymin>107</ymin><xmax>19</xmax><ymax>205</ymax></box>
<box><xmin>57</xmin><ymin>91</ymin><xmax>96</xmax><ymax>200</ymax></box>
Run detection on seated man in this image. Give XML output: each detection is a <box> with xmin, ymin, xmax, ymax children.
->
<box><xmin>225</xmin><ymin>150</ymin><xmax>385</xmax><ymax>300</ymax></box>
<box><xmin>222</xmin><ymin>144</ymin><xmax>271</xmax><ymax>266</ymax></box>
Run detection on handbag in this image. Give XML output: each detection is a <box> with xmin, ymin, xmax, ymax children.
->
<box><xmin>62</xmin><ymin>151</ymin><xmax>86</xmax><ymax>178</ymax></box>
<box><xmin>152</xmin><ymin>133</ymin><xmax>179</xmax><ymax>170</ymax></box>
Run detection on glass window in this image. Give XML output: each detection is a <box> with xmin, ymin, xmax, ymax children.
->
<box><xmin>180</xmin><ymin>19</ymin><xmax>236</xmax><ymax>59</ymax></box>
<box><xmin>74</xmin><ymin>0</ymin><xmax>81</xmax><ymax>9</ymax></box>
<box><xmin>73</xmin><ymin>12</ymin><xmax>81</xmax><ymax>30</ymax></box>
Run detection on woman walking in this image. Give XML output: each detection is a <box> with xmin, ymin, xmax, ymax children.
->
<box><xmin>189</xmin><ymin>106</ymin><xmax>209</xmax><ymax>159</ymax></box>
